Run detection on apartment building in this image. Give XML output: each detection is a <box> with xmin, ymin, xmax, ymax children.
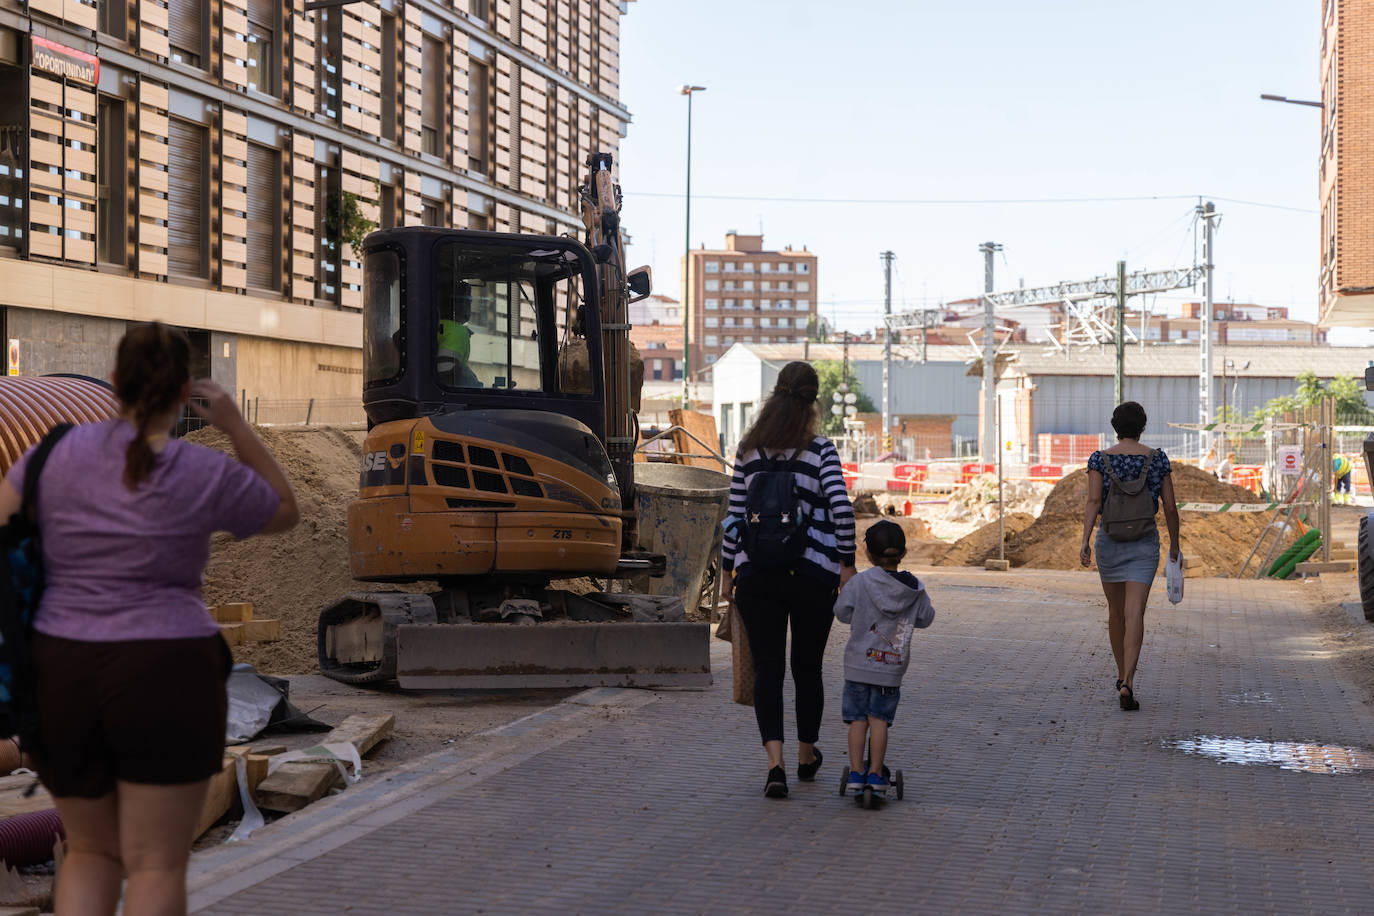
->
<box><xmin>628</xmin><ymin>293</ymin><xmax>681</xmax><ymax>382</ymax></box>
<box><xmin>1318</xmin><ymin>0</ymin><xmax>1374</xmax><ymax>327</ymax></box>
<box><xmin>1152</xmin><ymin>302</ymin><xmax>1328</xmax><ymax>345</ymax></box>
<box><xmin>681</xmin><ymin>232</ymin><xmax>817</xmax><ymax>376</ymax></box>
<box><xmin>0</xmin><ymin>0</ymin><xmax>631</xmax><ymax>413</ymax></box>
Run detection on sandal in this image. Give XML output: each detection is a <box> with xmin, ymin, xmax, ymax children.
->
<box><xmin>1119</xmin><ymin>684</ymin><xmax>1140</xmax><ymax>711</ymax></box>
<box><xmin>797</xmin><ymin>748</ymin><xmax>823</xmax><ymax>782</ymax></box>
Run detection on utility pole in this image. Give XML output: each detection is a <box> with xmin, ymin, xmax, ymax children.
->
<box><xmin>1198</xmin><ymin>202</ymin><xmax>1218</xmax><ymax>454</ymax></box>
<box><xmin>979</xmin><ymin>242</ymin><xmax>1002</xmax><ymax>463</ymax></box>
<box><xmin>1114</xmin><ymin>260</ymin><xmax>1126</xmax><ymax>405</ymax></box>
<box><xmin>679</xmin><ymin>85</ymin><xmax>706</xmax><ymax>410</ymax></box>
<box><xmin>880</xmin><ymin>251</ymin><xmax>895</xmax><ymax>455</ymax></box>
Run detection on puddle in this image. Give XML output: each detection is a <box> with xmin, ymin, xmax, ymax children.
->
<box><xmin>1168</xmin><ymin>736</ymin><xmax>1374</xmax><ymax>775</ymax></box>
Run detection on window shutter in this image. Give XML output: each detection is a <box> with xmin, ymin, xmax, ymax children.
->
<box><xmin>245</xmin><ymin>143</ymin><xmax>278</xmax><ymax>290</ymax></box>
<box><xmin>166</xmin><ymin>119</ymin><xmax>205</xmax><ymax>278</ymax></box>
<box><xmin>246</xmin><ymin>0</ymin><xmax>273</xmax><ymax>26</ymax></box>
<box><xmin>421</xmin><ymin>37</ymin><xmax>442</xmax><ymax>127</ymax></box>
<box><xmin>166</xmin><ymin>0</ymin><xmax>203</xmax><ymax>59</ymax></box>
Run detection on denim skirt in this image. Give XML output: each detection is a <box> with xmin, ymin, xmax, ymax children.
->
<box><xmin>1095</xmin><ymin>527</ymin><xmax>1160</xmax><ymax>584</ymax></box>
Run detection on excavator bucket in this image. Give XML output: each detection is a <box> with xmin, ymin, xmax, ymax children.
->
<box><xmin>319</xmin><ymin>592</ymin><xmax>712</xmax><ymax>690</ymax></box>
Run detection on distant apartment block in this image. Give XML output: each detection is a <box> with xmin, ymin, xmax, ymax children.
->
<box><xmin>681</xmin><ymin>232</ymin><xmax>817</xmax><ymax>375</ymax></box>
<box><xmin>629</xmin><ymin>294</ymin><xmax>683</xmax><ymax>382</ymax></box>
<box><xmin>1319</xmin><ymin>0</ymin><xmax>1374</xmax><ymax>326</ymax></box>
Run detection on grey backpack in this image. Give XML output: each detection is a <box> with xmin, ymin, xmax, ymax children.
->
<box><xmin>1099</xmin><ymin>450</ymin><xmax>1158</xmax><ymax>542</ymax></box>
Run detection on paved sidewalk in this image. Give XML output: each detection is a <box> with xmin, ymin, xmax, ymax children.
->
<box><xmin>189</xmin><ymin>569</ymin><xmax>1374</xmax><ymax>914</ymax></box>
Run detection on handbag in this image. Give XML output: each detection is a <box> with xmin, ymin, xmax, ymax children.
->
<box><xmin>729</xmin><ymin>602</ymin><xmax>755</xmax><ymax>707</ymax></box>
<box><xmin>0</xmin><ymin>423</ymin><xmax>73</xmax><ymax>751</ymax></box>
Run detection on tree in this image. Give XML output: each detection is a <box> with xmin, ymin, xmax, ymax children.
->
<box><xmin>814</xmin><ymin>360</ymin><xmax>876</xmax><ymax>436</ymax></box>
<box><xmin>1251</xmin><ymin>370</ymin><xmax>1374</xmax><ymax>424</ymax></box>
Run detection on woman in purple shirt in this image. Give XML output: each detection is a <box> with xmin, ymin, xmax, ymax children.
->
<box><xmin>0</xmin><ymin>323</ymin><xmax>298</xmax><ymax>915</ymax></box>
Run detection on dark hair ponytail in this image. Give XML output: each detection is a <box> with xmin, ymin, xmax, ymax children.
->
<box><xmin>738</xmin><ymin>361</ymin><xmax>820</xmax><ymax>455</ymax></box>
<box><xmin>113</xmin><ymin>322</ymin><xmax>191</xmax><ymax>489</ymax></box>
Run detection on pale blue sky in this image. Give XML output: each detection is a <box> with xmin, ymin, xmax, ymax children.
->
<box><xmin>617</xmin><ymin>0</ymin><xmax>1338</xmax><ymax>335</ymax></box>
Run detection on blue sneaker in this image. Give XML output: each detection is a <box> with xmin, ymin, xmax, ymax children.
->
<box><xmin>846</xmin><ymin>770</ymin><xmax>865</xmax><ymax>793</ymax></box>
<box><xmin>866</xmin><ymin>771</ymin><xmax>889</xmax><ymax>795</ymax></box>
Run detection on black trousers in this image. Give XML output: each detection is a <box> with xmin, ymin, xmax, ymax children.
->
<box><xmin>735</xmin><ymin>568</ymin><xmax>836</xmax><ymax>746</ymax></box>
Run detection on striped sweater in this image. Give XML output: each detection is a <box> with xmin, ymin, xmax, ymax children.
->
<box><xmin>721</xmin><ymin>435</ymin><xmax>857</xmax><ymax>586</ymax></box>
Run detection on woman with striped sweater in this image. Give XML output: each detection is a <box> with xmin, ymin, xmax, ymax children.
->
<box><xmin>720</xmin><ymin>361</ymin><xmax>857</xmax><ymax>798</ymax></box>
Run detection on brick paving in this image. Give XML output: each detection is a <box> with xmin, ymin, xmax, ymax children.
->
<box><xmin>191</xmin><ymin>569</ymin><xmax>1374</xmax><ymax>914</ymax></box>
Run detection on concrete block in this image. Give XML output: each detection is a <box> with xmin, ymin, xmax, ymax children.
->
<box><xmin>1295</xmin><ymin>560</ymin><xmax>1354</xmax><ymax>576</ymax></box>
<box><xmin>983</xmin><ymin>559</ymin><xmax>1010</xmax><ymax>571</ymax></box>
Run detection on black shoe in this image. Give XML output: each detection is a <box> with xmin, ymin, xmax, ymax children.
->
<box><xmin>797</xmin><ymin>748</ymin><xmax>823</xmax><ymax>782</ymax></box>
<box><xmin>764</xmin><ymin>765</ymin><xmax>788</xmax><ymax>798</ymax></box>
<box><xmin>1119</xmin><ymin>685</ymin><xmax>1140</xmax><ymax>711</ymax></box>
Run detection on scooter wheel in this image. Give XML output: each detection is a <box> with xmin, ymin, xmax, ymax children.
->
<box><xmin>838</xmin><ymin>770</ymin><xmax>848</xmax><ymax>797</ymax></box>
<box><xmin>894</xmin><ymin>769</ymin><xmax>905</xmax><ymax>801</ymax></box>
<box><xmin>861</xmin><ymin>787</ymin><xmax>874</xmax><ymax>810</ymax></box>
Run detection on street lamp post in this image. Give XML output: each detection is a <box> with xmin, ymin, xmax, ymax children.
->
<box><xmin>680</xmin><ymin>85</ymin><xmax>706</xmax><ymax>410</ymax></box>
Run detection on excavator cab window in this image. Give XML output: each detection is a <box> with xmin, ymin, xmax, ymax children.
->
<box><xmin>363</xmin><ymin>248</ymin><xmax>403</xmax><ymax>387</ymax></box>
<box><xmin>434</xmin><ymin>241</ymin><xmax>582</xmax><ymax>395</ymax></box>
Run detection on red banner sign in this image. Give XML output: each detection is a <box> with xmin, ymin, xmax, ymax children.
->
<box><xmin>31</xmin><ymin>36</ymin><xmax>99</xmax><ymax>86</ymax></box>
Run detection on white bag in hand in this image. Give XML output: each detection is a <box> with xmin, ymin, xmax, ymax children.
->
<box><xmin>1166</xmin><ymin>552</ymin><xmax>1184</xmax><ymax>605</ymax></box>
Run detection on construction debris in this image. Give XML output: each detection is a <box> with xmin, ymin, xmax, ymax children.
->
<box><xmin>212</xmin><ymin>603</ymin><xmax>280</xmax><ymax>648</ymax></box>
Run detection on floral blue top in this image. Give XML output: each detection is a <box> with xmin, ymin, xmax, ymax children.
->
<box><xmin>1087</xmin><ymin>449</ymin><xmax>1172</xmax><ymax>508</ymax></box>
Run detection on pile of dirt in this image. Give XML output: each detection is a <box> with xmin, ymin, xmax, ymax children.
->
<box><xmin>947</xmin><ymin>462</ymin><xmax>1288</xmax><ymax>577</ymax></box>
<box><xmin>935</xmin><ymin>513</ymin><xmax>1037</xmax><ymax>567</ymax></box>
<box><xmin>942</xmin><ymin>474</ymin><xmax>1050</xmax><ymax>526</ymax></box>
<box><xmin>854</xmin><ymin>516</ymin><xmax>948</xmax><ymax>566</ymax></box>
<box><xmin>190</xmin><ymin>426</ymin><xmax>379</xmax><ymax>674</ymax></box>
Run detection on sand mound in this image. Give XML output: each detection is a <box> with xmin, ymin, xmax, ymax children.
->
<box><xmin>943</xmin><ymin>460</ymin><xmax>1287</xmax><ymax>577</ymax></box>
<box><xmin>935</xmin><ymin>513</ymin><xmax>1037</xmax><ymax>567</ymax></box>
<box><xmin>190</xmin><ymin>426</ymin><xmax>378</xmax><ymax>674</ymax></box>
<box><xmin>942</xmin><ymin>474</ymin><xmax>1050</xmax><ymax>527</ymax></box>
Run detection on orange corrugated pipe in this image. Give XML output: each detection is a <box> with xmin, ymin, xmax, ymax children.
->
<box><xmin>0</xmin><ymin>377</ymin><xmax>119</xmax><ymax>475</ymax></box>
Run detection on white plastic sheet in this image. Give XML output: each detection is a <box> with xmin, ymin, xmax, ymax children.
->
<box><xmin>1166</xmin><ymin>552</ymin><xmax>1184</xmax><ymax>605</ymax></box>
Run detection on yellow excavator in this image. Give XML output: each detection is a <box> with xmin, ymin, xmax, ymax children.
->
<box><xmin>317</xmin><ymin>154</ymin><xmax>713</xmax><ymax>688</ymax></box>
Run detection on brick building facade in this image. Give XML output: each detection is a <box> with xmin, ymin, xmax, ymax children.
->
<box><xmin>0</xmin><ymin>0</ymin><xmax>631</xmax><ymax>412</ymax></box>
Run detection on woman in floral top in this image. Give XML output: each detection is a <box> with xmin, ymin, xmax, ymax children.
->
<box><xmin>1079</xmin><ymin>401</ymin><xmax>1181</xmax><ymax>711</ymax></box>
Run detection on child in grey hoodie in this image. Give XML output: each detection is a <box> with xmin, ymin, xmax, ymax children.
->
<box><xmin>834</xmin><ymin>520</ymin><xmax>935</xmax><ymax>796</ymax></box>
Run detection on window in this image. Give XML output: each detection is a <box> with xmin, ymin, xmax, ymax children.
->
<box><xmin>673</xmin><ymin>359</ymin><xmax>683</xmax><ymax>380</ymax></box>
<box><xmin>742</xmin><ymin>262</ymin><xmax>754</xmax><ymax>272</ymax></box>
<box><xmin>381</xmin><ymin>15</ymin><xmax>397</xmax><ymax>141</ymax></box>
<box><xmin>760</xmin><ymin>281</ymin><xmax>770</xmax><ymax>291</ymax></box>
<box><xmin>776</xmin><ymin>262</ymin><xmax>790</xmax><ymax>273</ymax></box>
<box><xmin>168</xmin><ymin>0</ymin><xmax>205</xmax><ymax>67</ymax></box>
<box><xmin>705</xmin><ymin>354</ymin><xmax>717</xmax><ymax>364</ymax></box>
<box><xmin>760</xmin><ymin>317</ymin><xmax>771</xmax><ymax>328</ymax></box>
<box><xmin>797</xmin><ymin>263</ymin><xmax>810</xmax><ymax>274</ymax></box>
<box><xmin>723</xmin><ymin>298</ymin><xmax>735</xmax><ymax>309</ymax></box>
<box><xmin>469</xmin><ymin>60</ymin><xmax>490</xmax><ymax>173</ymax></box>
<box><xmin>798</xmin><ymin>281</ymin><xmax>810</xmax><ymax>292</ymax></box>
<box><xmin>705</xmin><ymin>279</ymin><xmax>718</xmax><ymax>291</ymax></box>
<box><xmin>740</xmin><ymin>299</ymin><xmax>752</xmax><ymax>309</ymax></box>
<box><xmin>705</xmin><ymin>317</ymin><xmax>718</xmax><ymax>328</ymax></box>
<box><xmin>0</xmin><ymin>65</ymin><xmax>24</xmax><ymax>246</ymax></box>
<box><xmin>380</xmin><ymin>184</ymin><xmax>397</xmax><ymax>229</ymax></box>
<box><xmin>363</xmin><ymin>248</ymin><xmax>402</xmax><ymax>386</ymax></box>
<box><xmin>720</xmin><ymin>404</ymin><xmax>733</xmax><ymax>443</ymax></box>
<box><xmin>245</xmin><ymin>0</ymin><xmax>277</xmax><ymax>95</ymax></box>
<box><xmin>760</xmin><ymin>262</ymin><xmax>771</xmax><ymax>273</ymax></box>
<box><xmin>316</xmin><ymin>9</ymin><xmax>341</xmax><ymax>120</ymax></box>
<box><xmin>96</xmin><ymin>96</ymin><xmax>126</xmax><ymax>265</ymax></box>
<box><xmin>315</xmin><ymin>164</ymin><xmax>339</xmax><ymax>301</ymax></box>
<box><xmin>777</xmin><ymin>299</ymin><xmax>790</xmax><ymax>310</ymax></box>
<box><xmin>723</xmin><ymin>317</ymin><xmax>735</xmax><ymax>327</ymax></box>
<box><xmin>166</xmin><ymin>118</ymin><xmax>206</xmax><ymax>278</ymax></box>
<box><xmin>98</xmin><ymin>0</ymin><xmax>127</xmax><ymax>39</ymax></box>
<box><xmin>422</xmin><ymin>196</ymin><xmax>443</xmax><ymax>227</ymax></box>
<box><xmin>723</xmin><ymin>261</ymin><xmax>736</xmax><ymax>272</ymax></box>
<box><xmin>759</xmin><ymin>336</ymin><xmax>769</xmax><ymax>344</ymax></box>
<box><xmin>742</xmin><ymin>280</ymin><xmax>754</xmax><ymax>290</ymax></box>
<box><xmin>421</xmin><ymin>35</ymin><xmax>445</xmax><ymax>156</ymax></box>
<box><xmin>742</xmin><ymin>335</ymin><xmax>753</xmax><ymax>343</ymax></box>
<box><xmin>777</xmin><ymin>281</ymin><xmax>790</xmax><ymax>291</ymax></box>
<box><xmin>704</xmin><ymin>260</ymin><xmax>719</xmax><ymax>272</ymax></box>
<box><xmin>704</xmin><ymin>298</ymin><xmax>718</xmax><ymax>310</ymax></box>
<box><xmin>245</xmin><ymin>143</ymin><xmax>280</xmax><ymax>290</ymax></box>
<box><xmin>742</xmin><ymin>317</ymin><xmax>753</xmax><ymax>328</ymax></box>
<box><xmin>723</xmin><ymin>336</ymin><xmax>734</xmax><ymax>345</ymax></box>
<box><xmin>796</xmin><ymin>299</ymin><xmax>809</xmax><ymax>311</ymax></box>
<box><xmin>704</xmin><ymin>334</ymin><xmax>718</xmax><ymax>346</ymax></box>
<box><xmin>777</xmin><ymin>317</ymin><xmax>790</xmax><ymax>328</ymax></box>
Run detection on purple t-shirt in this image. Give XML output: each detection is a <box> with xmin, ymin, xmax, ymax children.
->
<box><xmin>5</xmin><ymin>419</ymin><xmax>280</xmax><ymax>642</ymax></box>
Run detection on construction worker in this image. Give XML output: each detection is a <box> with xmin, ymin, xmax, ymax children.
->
<box><xmin>436</xmin><ymin>317</ymin><xmax>476</xmax><ymax>385</ymax></box>
<box><xmin>1334</xmin><ymin>454</ymin><xmax>1353</xmax><ymax>505</ymax></box>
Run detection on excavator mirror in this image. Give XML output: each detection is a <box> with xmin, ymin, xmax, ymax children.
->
<box><xmin>627</xmin><ymin>266</ymin><xmax>652</xmax><ymax>303</ymax></box>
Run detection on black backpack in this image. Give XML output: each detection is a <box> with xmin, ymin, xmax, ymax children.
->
<box><xmin>0</xmin><ymin>423</ymin><xmax>72</xmax><ymax>750</ymax></box>
<box><xmin>741</xmin><ymin>447</ymin><xmax>809</xmax><ymax>569</ymax></box>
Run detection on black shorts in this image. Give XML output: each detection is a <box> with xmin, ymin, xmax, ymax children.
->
<box><xmin>31</xmin><ymin>632</ymin><xmax>232</xmax><ymax>799</ymax></box>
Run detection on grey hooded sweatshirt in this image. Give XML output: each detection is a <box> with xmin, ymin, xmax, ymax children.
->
<box><xmin>833</xmin><ymin>567</ymin><xmax>935</xmax><ymax>688</ymax></box>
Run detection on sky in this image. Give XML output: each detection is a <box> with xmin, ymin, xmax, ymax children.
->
<box><xmin>615</xmin><ymin>0</ymin><xmax>1358</xmax><ymax>339</ymax></box>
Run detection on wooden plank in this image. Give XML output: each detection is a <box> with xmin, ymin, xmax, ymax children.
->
<box><xmin>668</xmin><ymin>409</ymin><xmax>721</xmax><ymax>469</ymax></box>
<box><xmin>224</xmin><ymin>747</ymin><xmax>271</xmax><ymax>792</ymax></box>
<box><xmin>212</xmin><ymin>602</ymin><xmax>254</xmax><ymax>623</ymax></box>
<box><xmin>0</xmin><ymin>775</ymin><xmax>54</xmax><ymax>819</ymax></box>
<box><xmin>243</xmin><ymin>619</ymin><xmax>280</xmax><ymax>642</ymax></box>
<box><xmin>323</xmin><ymin>713</ymin><xmax>394</xmax><ymax>756</ymax></box>
<box><xmin>255</xmin><ymin>761</ymin><xmax>343</xmax><ymax>813</ymax></box>
<box><xmin>219</xmin><ymin>623</ymin><xmax>244</xmax><ymax>647</ymax></box>
<box><xmin>194</xmin><ymin>756</ymin><xmax>238</xmax><ymax>838</ymax></box>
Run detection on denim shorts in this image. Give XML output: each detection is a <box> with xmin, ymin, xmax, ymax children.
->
<box><xmin>842</xmin><ymin>680</ymin><xmax>901</xmax><ymax>725</ymax></box>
